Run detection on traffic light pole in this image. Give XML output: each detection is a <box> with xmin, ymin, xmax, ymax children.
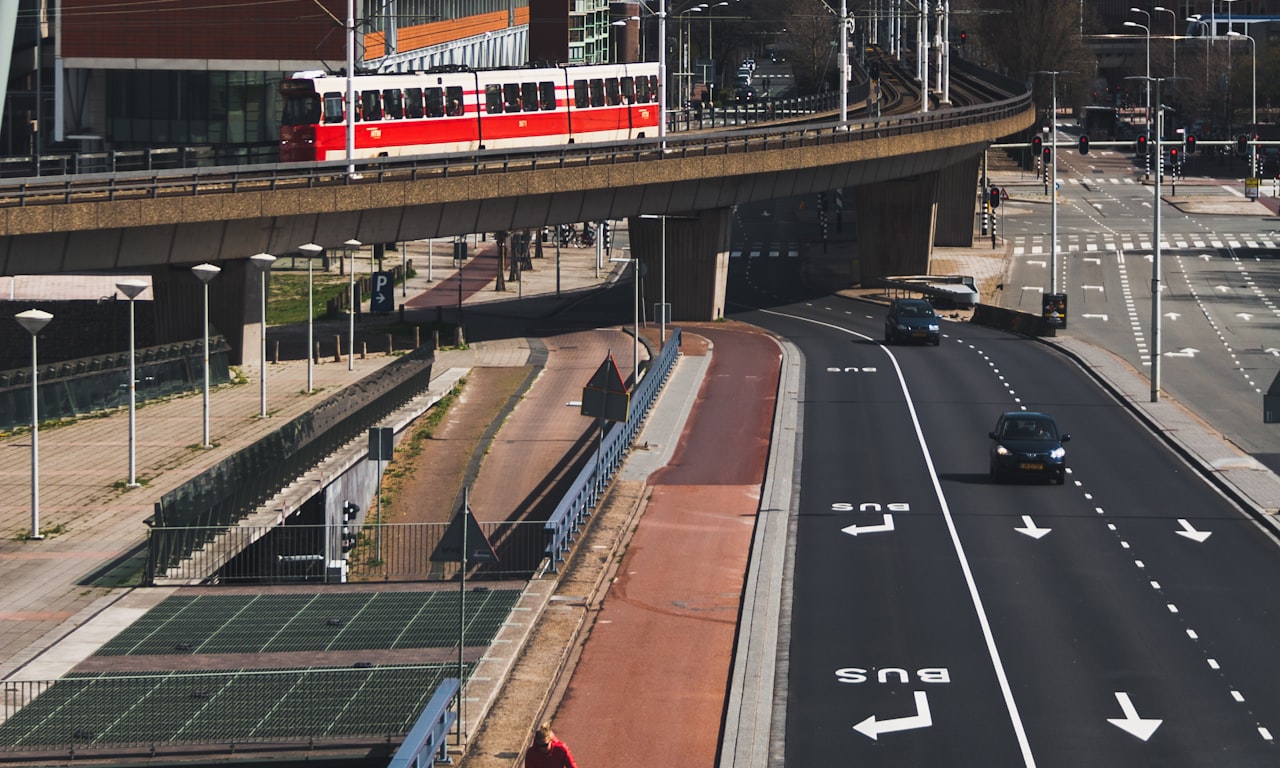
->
<box><xmin>1151</xmin><ymin>78</ymin><xmax>1164</xmax><ymax>403</ymax></box>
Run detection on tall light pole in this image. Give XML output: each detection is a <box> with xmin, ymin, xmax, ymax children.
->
<box><xmin>1125</xmin><ymin>12</ymin><xmax>1151</xmax><ymax>140</ymax></box>
<box><xmin>345</xmin><ymin>0</ymin><xmax>356</xmax><ymax>176</ymax></box>
<box><xmin>191</xmin><ymin>263</ymin><xmax>220</xmax><ymax>449</ymax></box>
<box><xmin>16</xmin><ymin>308</ymin><xmax>52</xmax><ymax>541</ymax></box>
<box><xmin>1033</xmin><ymin>71</ymin><xmax>1069</xmax><ymax>297</ymax></box>
<box><xmin>1155</xmin><ymin>6</ymin><xmax>1177</xmax><ymax>81</ymax></box>
<box><xmin>658</xmin><ymin>0</ymin><xmax>667</xmax><ymax>140</ymax></box>
<box><xmin>250</xmin><ymin>253</ymin><xmax>276</xmax><ymax>417</ymax></box>
<box><xmin>1229</xmin><ymin>29</ymin><xmax>1256</xmax><ymax>174</ymax></box>
<box><xmin>345</xmin><ymin>239</ymin><xmax>361</xmax><ymax>371</ymax></box>
<box><xmin>298</xmin><ymin>243</ymin><xmax>323</xmax><ymax>393</ymax></box>
<box><xmin>706</xmin><ymin>1</ymin><xmax>728</xmax><ymax>104</ymax></box>
<box><xmin>116</xmin><ymin>279</ymin><xmax>148</xmax><ymax>487</ymax></box>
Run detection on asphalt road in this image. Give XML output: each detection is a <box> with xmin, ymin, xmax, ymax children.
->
<box><xmin>724</xmin><ymin>172</ymin><xmax>1280</xmax><ymax>764</ymax></box>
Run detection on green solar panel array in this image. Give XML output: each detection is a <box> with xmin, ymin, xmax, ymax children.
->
<box><xmin>0</xmin><ymin>665</ymin><xmax>470</xmax><ymax>750</ymax></box>
<box><xmin>95</xmin><ymin>589</ymin><xmax>520</xmax><ymax>656</ymax></box>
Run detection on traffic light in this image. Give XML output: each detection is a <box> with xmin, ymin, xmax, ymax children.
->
<box><xmin>1031</xmin><ymin>135</ymin><xmax>1042</xmax><ymax>155</ymax></box>
<box><xmin>959</xmin><ymin>30</ymin><xmax>967</xmax><ymax>45</ymax></box>
<box><xmin>341</xmin><ymin>501</ymin><xmax>359</xmax><ymax>554</ymax></box>
<box><xmin>1238</xmin><ymin>134</ymin><xmax>1249</xmax><ymax>156</ymax></box>
<box><xmin>989</xmin><ymin>185</ymin><xmax>1000</xmax><ymax>209</ymax></box>
<box><xmin>1136</xmin><ymin>134</ymin><xmax>1147</xmax><ymax>154</ymax></box>
<box><xmin>1078</xmin><ymin>135</ymin><xmax>1090</xmax><ymax>155</ymax></box>
<box><xmin>601</xmin><ymin>221</ymin><xmax>612</xmax><ymax>251</ymax></box>
<box><xmin>1186</xmin><ymin>135</ymin><xmax>1196</xmax><ymax>154</ymax></box>
<box><xmin>1169</xmin><ymin>147</ymin><xmax>1179</xmax><ymax>168</ymax></box>
<box><xmin>1043</xmin><ymin>147</ymin><xmax>1051</xmax><ymax>163</ymax></box>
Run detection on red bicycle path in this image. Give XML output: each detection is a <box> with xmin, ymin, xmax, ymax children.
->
<box><xmin>550</xmin><ymin>325</ymin><xmax>783</xmax><ymax>768</ymax></box>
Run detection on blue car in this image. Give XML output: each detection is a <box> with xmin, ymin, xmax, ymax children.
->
<box><xmin>884</xmin><ymin>298</ymin><xmax>940</xmax><ymax>345</ymax></box>
<box><xmin>988</xmin><ymin>411</ymin><xmax>1070</xmax><ymax>484</ymax></box>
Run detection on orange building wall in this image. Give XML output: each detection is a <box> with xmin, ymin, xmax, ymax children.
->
<box><xmin>364</xmin><ymin>9</ymin><xmax>530</xmax><ymax>60</ymax></box>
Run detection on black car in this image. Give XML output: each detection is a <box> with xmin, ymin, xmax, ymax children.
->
<box><xmin>988</xmin><ymin>411</ymin><xmax>1070</xmax><ymax>484</ymax></box>
<box><xmin>884</xmin><ymin>298</ymin><xmax>940</xmax><ymax>345</ymax></box>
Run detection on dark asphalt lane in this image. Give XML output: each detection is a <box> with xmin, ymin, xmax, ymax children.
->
<box><xmin>737</xmin><ymin>285</ymin><xmax>1280</xmax><ymax>766</ymax></box>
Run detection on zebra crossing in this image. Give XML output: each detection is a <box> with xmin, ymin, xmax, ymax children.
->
<box><xmin>730</xmin><ymin>242</ymin><xmax>804</xmax><ymax>259</ymax></box>
<box><xmin>1010</xmin><ymin>231</ymin><xmax>1280</xmax><ymax>257</ymax></box>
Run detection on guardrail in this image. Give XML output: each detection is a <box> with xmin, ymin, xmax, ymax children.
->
<box><xmin>0</xmin><ymin>88</ymin><xmax>1030</xmax><ymax>210</ymax></box>
<box><xmin>386</xmin><ymin>678</ymin><xmax>459</xmax><ymax>768</ymax></box>
<box><xmin>543</xmin><ymin>327</ymin><xmax>683</xmax><ymax>570</ymax></box>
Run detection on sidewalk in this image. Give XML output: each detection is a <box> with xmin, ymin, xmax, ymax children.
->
<box><xmin>0</xmin><ymin>235</ymin><xmax>627</xmax><ymax>682</ymax></box>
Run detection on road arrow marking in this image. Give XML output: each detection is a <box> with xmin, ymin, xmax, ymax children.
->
<box><xmin>1081</xmin><ymin>313</ymin><xmax>1110</xmax><ymax>321</ymax></box>
<box><xmin>1164</xmin><ymin>312</ymin><xmax>1181</xmax><ymax>320</ymax></box>
<box><xmin>1175</xmin><ymin>518</ymin><xmax>1212</xmax><ymax>543</ymax></box>
<box><xmin>1265</xmin><ymin>347</ymin><xmax>1280</xmax><ymax>357</ymax></box>
<box><xmin>1027</xmin><ymin>260</ymin><xmax>1047</xmax><ymax>268</ymax></box>
<box><xmin>841</xmin><ymin>514</ymin><xmax>895</xmax><ymax>537</ymax></box>
<box><xmin>1215</xmin><ymin>285</ymin><xmax>1231</xmax><ymax>293</ymax></box>
<box><xmin>1164</xmin><ymin>348</ymin><xmax>1200</xmax><ymax>358</ymax></box>
<box><xmin>1237</xmin><ymin>312</ymin><xmax>1254</xmax><ymax>321</ymax></box>
<box><xmin>1107</xmin><ymin>692</ymin><xmax>1162</xmax><ymax>741</ymax></box>
<box><xmin>853</xmin><ymin>691</ymin><xmax>933</xmax><ymax>740</ymax></box>
<box><xmin>1014</xmin><ymin>515</ymin><xmax>1052</xmax><ymax>539</ymax></box>
<box><xmin>1081</xmin><ymin>284</ymin><xmax>1105</xmax><ymax>292</ymax></box>
<box><xmin>1199</xmin><ymin>253</ymin><xmax>1214</xmax><ymax>261</ymax></box>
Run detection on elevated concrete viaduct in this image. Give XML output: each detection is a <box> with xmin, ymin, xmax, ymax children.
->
<box><xmin>0</xmin><ymin>98</ymin><xmax>1032</xmax><ymax>363</ymax></box>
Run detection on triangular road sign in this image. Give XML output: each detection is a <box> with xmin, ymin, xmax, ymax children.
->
<box><xmin>431</xmin><ymin>503</ymin><xmax>498</xmax><ymax>563</ymax></box>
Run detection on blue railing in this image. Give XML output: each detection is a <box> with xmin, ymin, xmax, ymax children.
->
<box><xmin>543</xmin><ymin>327</ymin><xmax>683</xmax><ymax>569</ymax></box>
<box><xmin>387</xmin><ymin>678</ymin><xmax>459</xmax><ymax>768</ymax></box>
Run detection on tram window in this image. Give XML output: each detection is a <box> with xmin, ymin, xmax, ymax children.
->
<box><xmin>405</xmin><ymin>88</ymin><xmax>424</xmax><ymax>118</ymax></box>
<box><xmin>360</xmin><ymin>90</ymin><xmax>382</xmax><ymax>121</ymax></box>
<box><xmin>640</xmin><ymin>76</ymin><xmax>655</xmax><ymax>102</ymax></box>
<box><xmin>445</xmin><ymin>86</ymin><xmax>464</xmax><ymax>116</ymax></box>
<box><xmin>573</xmin><ymin>79</ymin><xmax>589</xmax><ymax>109</ymax></box>
<box><xmin>424</xmin><ymin>87</ymin><xmax>444</xmax><ymax>117</ymax></box>
<box><xmin>504</xmin><ymin>83</ymin><xmax>521</xmax><ymax>113</ymax></box>
<box><xmin>539</xmin><ymin>81</ymin><xmax>556</xmax><ymax>110</ymax></box>
<box><xmin>621</xmin><ymin>77</ymin><xmax>635</xmax><ymax>104</ymax></box>
<box><xmin>383</xmin><ymin>89</ymin><xmax>404</xmax><ymax>119</ymax></box>
<box><xmin>485</xmin><ymin>84</ymin><xmax>504</xmax><ymax>114</ymax></box>
<box><xmin>605</xmin><ymin>78</ymin><xmax>621</xmax><ymax>106</ymax></box>
<box><xmin>323</xmin><ymin>92</ymin><xmax>344</xmax><ymax>123</ymax></box>
<box><xmin>521</xmin><ymin>82</ymin><xmax>539</xmax><ymax>112</ymax></box>
<box><xmin>590</xmin><ymin>78</ymin><xmax>605</xmax><ymax>108</ymax></box>
<box><xmin>282</xmin><ymin>92</ymin><xmax>320</xmax><ymax>125</ymax></box>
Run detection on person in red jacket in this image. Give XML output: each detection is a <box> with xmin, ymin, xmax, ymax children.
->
<box><xmin>524</xmin><ymin>722</ymin><xmax>578</xmax><ymax>768</ymax></box>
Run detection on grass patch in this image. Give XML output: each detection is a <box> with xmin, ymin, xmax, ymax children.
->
<box><xmin>269</xmin><ymin>271</ymin><xmax>352</xmax><ymax>325</ymax></box>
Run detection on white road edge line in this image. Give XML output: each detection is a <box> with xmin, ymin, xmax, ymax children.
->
<box><xmin>762</xmin><ymin>308</ymin><xmax>1037</xmax><ymax>767</ymax></box>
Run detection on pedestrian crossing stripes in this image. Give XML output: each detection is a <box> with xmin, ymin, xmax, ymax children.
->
<box><xmin>730</xmin><ymin>242</ymin><xmax>803</xmax><ymax>258</ymax></box>
<box><xmin>1010</xmin><ymin>232</ymin><xmax>1280</xmax><ymax>256</ymax></box>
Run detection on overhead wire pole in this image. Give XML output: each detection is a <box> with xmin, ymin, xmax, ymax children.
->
<box><xmin>839</xmin><ymin>0</ymin><xmax>848</xmax><ymax>123</ymax></box>
<box><xmin>1032</xmin><ymin>70</ymin><xmax>1070</xmax><ymax>298</ymax></box>
<box><xmin>658</xmin><ymin>0</ymin><xmax>667</xmax><ymax>143</ymax></box>
<box><xmin>346</xmin><ymin>0</ymin><xmax>356</xmax><ymax>177</ymax></box>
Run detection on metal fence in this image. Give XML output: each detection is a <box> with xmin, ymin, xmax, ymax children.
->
<box><xmin>0</xmin><ymin>666</ymin><xmax>461</xmax><ymax>757</ymax></box>
<box><xmin>149</xmin><ymin>520</ymin><xmax>548</xmax><ymax>584</ymax></box>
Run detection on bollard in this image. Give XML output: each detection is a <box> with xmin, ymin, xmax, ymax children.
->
<box><xmin>273</xmin><ymin>341</ymin><xmax>279</xmax><ymax>364</ymax></box>
<box><xmin>432</xmin><ymin>329</ymin><xmax>440</xmax><ymax>350</ymax></box>
<box><xmin>414</xmin><ymin>326</ymin><xmax>420</xmax><ymax>349</ymax></box>
<box><xmin>334</xmin><ymin>335</ymin><xmax>342</xmax><ymax>363</ymax></box>
<box><xmin>386</xmin><ymin>334</ymin><xmax>393</xmax><ymax>355</ymax></box>
<box><xmin>314</xmin><ymin>341</ymin><xmax>320</xmax><ymax>365</ymax></box>
<box><xmin>455</xmin><ymin>326</ymin><xmax>465</xmax><ymax>347</ymax></box>
<box><xmin>361</xmin><ymin>342</ymin><xmax>367</xmax><ymax>360</ymax></box>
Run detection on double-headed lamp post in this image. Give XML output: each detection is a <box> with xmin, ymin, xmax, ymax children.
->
<box><xmin>1228</xmin><ymin>30</ymin><xmax>1256</xmax><ymax>174</ymax></box>
<box><xmin>1125</xmin><ymin>13</ymin><xmax>1151</xmax><ymax>141</ymax></box>
<box><xmin>191</xmin><ymin>263</ymin><xmax>221</xmax><ymax>448</ymax></box>
<box><xmin>16</xmin><ymin>308</ymin><xmax>52</xmax><ymax>540</ymax></box>
<box><xmin>298</xmin><ymin>243</ymin><xmax>324</xmax><ymax>393</ymax></box>
<box><xmin>250</xmin><ymin>253</ymin><xmax>276</xmax><ymax>418</ymax></box>
<box><xmin>116</xmin><ymin>279</ymin><xmax>148</xmax><ymax>487</ymax></box>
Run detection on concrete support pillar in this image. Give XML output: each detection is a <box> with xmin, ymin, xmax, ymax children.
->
<box><xmin>149</xmin><ymin>259</ymin><xmax>255</xmax><ymax>365</ymax></box>
<box><xmin>627</xmin><ymin>208</ymin><xmax>730</xmax><ymax>322</ymax></box>
<box><xmin>934</xmin><ymin>157</ymin><xmax>981</xmax><ymax>247</ymax></box>
<box><xmin>852</xmin><ymin>172</ymin><xmax>939</xmax><ymax>284</ymax></box>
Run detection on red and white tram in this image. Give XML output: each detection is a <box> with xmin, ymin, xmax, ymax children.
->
<box><xmin>279</xmin><ymin>62</ymin><xmax>661</xmax><ymax>163</ymax></box>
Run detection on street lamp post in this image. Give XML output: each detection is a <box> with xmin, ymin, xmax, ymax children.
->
<box><xmin>1155</xmin><ymin>6</ymin><xmax>1177</xmax><ymax>81</ymax></box>
<box><xmin>250</xmin><ymin>253</ymin><xmax>276</xmax><ymax>417</ymax></box>
<box><xmin>1033</xmin><ymin>71</ymin><xmax>1070</xmax><ymax>297</ymax></box>
<box><xmin>345</xmin><ymin>239</ymin><xmax>361</xmax><ymax>372</ymax></box>
<box><xmin>1229</xmin><ymin>29</ymin><xmax>1256</xmax><ymax>174</ymax></box>
<box><xmin>1125</xmin><ymin>12</ymin><xmax>1151</xmax><ymax>143</ymax></box>
<box><xmin>191</xmin><ymin>263</ymin><xmax>221</xmax><ymax>448</ymax></box>
<box><xmin>706</xmin><ymin>1</ymin><xmax>728</xmax><ymax>103</ymax></box>
<box><xmin>16</xmin><ymin>308</ymin><xmax>52</xmax><ymax>540</ymax></box>
<box><xmin>116</xmin><ymin>279</ymin><xmax>148</xmax><ymax>487</ymax></box>
<box><xmin>658</xmin><ymin>0</ymin><xmax>667</xmax><ymax>140</ymax></box>
<box><xmin>298</xmin><ymin>243</ymin><xmax>323</xmax><ymax>393</ymax></box>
